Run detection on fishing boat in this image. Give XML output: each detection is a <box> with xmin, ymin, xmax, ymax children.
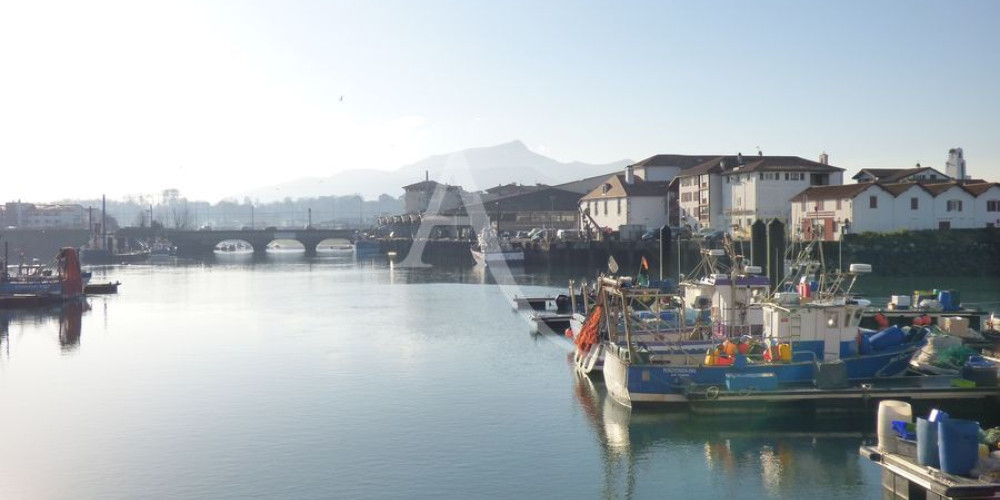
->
<box><xmin>84</xmin><ymin>281</ymin><xmax>120</xmax><ymax>294</ymax></box>
<box><xmin>470</xmin><ymin>227</ymin><xmax>524</xmax><ymax>266</ymax></box>
<box><xmin>678</xmin><ymin>237</ymin><xmax>770</xmax><ymax>339</ymax></box>
<box><xmin>0</xmin><ymin>248</ymin><xmax>86</xmax><ymax>306</ymax></box>
<box><xmin>570</xmin><ymin>240</ymin><xmax>768</xmax><ymax>374</ymax></box>
<box><xmin>318</xmin><ymin>241</ymin><xmax>355</xmax><ymax>256</ymax></box>
<box><xmin>149</xmin><ymin>240</ymin><xmax>175</xmax><ymax>258</ymax></box>
<box><xmin>2</xmin><ymin>255</ymin><xmax>92</xmax><ymax>295</ymax></box>
<box><xmin>596</xmin><ymin>239</ymin><xmax>930</xmax><ymax>409</ymax></box>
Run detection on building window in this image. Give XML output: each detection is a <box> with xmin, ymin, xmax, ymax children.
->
<box><xmin>603</xmin><ymin>200</ymin><xmax>608</xmax><ymax>215</ymax></box>
<box><xmin>939</xmin><ymin>221</ymin><xmax>951</xmax><ymax>230</ymax></box>
<box><xmin>616</xmin><ymin>199</ymin><xmax>621</xmax><ymax>214</ymax></box>
<box><xmin>987</xmin><ymin>200</ymin><xmax>1000</xmax><ymax>212</ymax></box>
<box><xmin>836</xmin><ymin>199</ymin><xmax>841</xmax><ymax>210</ymax></box>
<box><xmin>759</xmin><ymin>173</ymin><xmax>764</xmax><ymax>180</ymax></box>
<box><xmin>869</xmin><ymin>196</ymin><xmax>877</xmax><ymax>209</ymax></box>
<box><xmin>947</xmin><ymin>200</ymin><xmax>963</xmax><ymax>212</ymax></box>
<box><xmin>911</xmin><ymin>197</ymin><xmax>918</xmax><ymax>210</ymax></box>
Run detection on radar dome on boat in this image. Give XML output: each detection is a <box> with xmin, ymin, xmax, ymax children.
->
<box><xmin>849</xmin><ymin>263</ymin><xmax>873</xmax><ymax>273</ymax></box>
<box><xmin>744</xmin><ymin>265</ymin><xmax>762</xmax><ymax>274</ymax></box>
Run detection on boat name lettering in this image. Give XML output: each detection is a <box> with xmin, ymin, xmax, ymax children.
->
<box><xmin>662</xmin><ymin>367</ymin><xmax>697</xmax><ymax>375</ymax></box>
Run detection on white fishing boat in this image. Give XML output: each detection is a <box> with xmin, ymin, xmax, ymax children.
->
<box><xmin>471</xmin><ymin>227</ymin><xmax>523</xmax><ymax>266</ymax></box>
<box><xmin>318</xmin><ymin>241</ymin><xmax>355</xmax><ymax>256</ymax></box>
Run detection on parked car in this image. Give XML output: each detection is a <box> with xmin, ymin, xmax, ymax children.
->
<box><xmin>556</xmin><ymin>229</ymin><xmax>581</xmax><ymax>240</ymax></box>
<box><xmin>530</xmin><ymin>228</ymin><xmax>555</xmax><ymax>241</ymax></box>
<box><xmin>264</xmin><ymin>226</ymin><xmax>277</xmax><ymax>231</ymax></box>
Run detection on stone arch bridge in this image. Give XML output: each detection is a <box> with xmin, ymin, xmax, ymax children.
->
<box><xmin>122</xmin><ymin>228</ymin><xmax>356</xmax><ymax>256</ymax></box>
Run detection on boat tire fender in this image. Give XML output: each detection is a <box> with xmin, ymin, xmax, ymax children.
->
<box><xmin>706</xmin><ymin>386</ymin><xmax>720</xmax><ymax>400</ymax></box>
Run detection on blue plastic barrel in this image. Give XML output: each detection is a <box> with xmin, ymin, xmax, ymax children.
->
<box><xmin>938</xmin><ymin>418</ymin><xmax>980</xmax><ymax>475</ymax></box>
<box><xmin>917</xmin><ymin>418</ymin><xmax>939</xmax><ymax>467</ymax></box>
<box><xmin>869</xmin><ymin>326</ymin><xmax>905</xmax><ymax>351</ymax></box>
<box><xmin>938</xmin><ymin>290</ymin><xmax>953</xmax><ymax>311</ymax></box>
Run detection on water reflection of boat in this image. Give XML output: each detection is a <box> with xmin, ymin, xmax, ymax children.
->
<box><xmin>572</xmin><ymin>371</ymin><xmax>874</xmax><ymax>498</ymax></box>
<box><xmin>354</xmin><ymin>239</ymin><xmax>380</xmax><ymax>258</ymax></box>
<box><xmin>0</xmin><ymin>299</ymin><xmax>89</xmax><ymax>353</ymax></box>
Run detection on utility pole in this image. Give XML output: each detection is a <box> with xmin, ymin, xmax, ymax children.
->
<box><xmin>308</xmin><ymin>208</ymin><xmax>312</xmax><ymax>227</ymax></box>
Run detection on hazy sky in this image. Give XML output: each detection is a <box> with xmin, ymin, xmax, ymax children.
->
<box><xmin>1</xmin><ymin>0</ymin><xmax>998</xmax><ymax>202</ymax></box>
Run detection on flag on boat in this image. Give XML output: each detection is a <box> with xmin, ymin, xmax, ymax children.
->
<box><xmin>641</xmin><ymin>256</ymin><xmax>649</xmax><ymax>270</ymax></box>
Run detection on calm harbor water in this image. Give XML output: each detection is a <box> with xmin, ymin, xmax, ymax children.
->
<box><xmin>1</xmin><ymin>255</ymin><xmax>998</xmax><ymax>499</ymax></box>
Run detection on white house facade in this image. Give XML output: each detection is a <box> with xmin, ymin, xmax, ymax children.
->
<box><xmin>579</xmin><ymin>167</ymin><xmax>671</xmax><ymax>234</ymax></box>
<box><xmin>925</xmin><ymin>184</ymin><xmax>977</xmax><ymax>230</ymax></box>
<box><xmin>790</xmin><ymin>181</ymin><xmax>1000</xmax><ymax>240</ymax></box>
<box><xmin>676</xmin><ymin>159</ymin><xmax>726</xmax><ymax>231</ymax></box>
<box><xmin>969</xmin><ymin>183</ymin><xmax>1000</xmax><ymax>228</ymax></box>
<box><xmin>721</xmin><ymin>155</ymin><xmax>845</xmax><ymax>237</ymax></box>
<box><xmin>402</xmin><ymin>180</ymin><xmax>465</xmax><ymax>214</ymax></box>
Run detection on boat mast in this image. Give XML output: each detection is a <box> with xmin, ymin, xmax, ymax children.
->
<box><xmin>101</xmin><ymin>194</ymin><xmax>107</xmax><ymax>251</ymax></box>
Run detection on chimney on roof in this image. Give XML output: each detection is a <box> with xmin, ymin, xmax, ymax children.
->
<box><xmin>737</xmin><ymin>153</ymin><xmax>743</xmax><ymax>166</ymax></box>
<box><xmin>625</xmin><ymin>164</ymin><xmax>635</xmax><ymax>185</ymax></box>
<box><xmin>819</xmin><ymin>152</ymin><xmax>829</xmax><ymax>165</ymax></box>
<box><xmin>425</xmin><ymin>170</ymin><xmax>429</xmax><ymax>183</ymax></box>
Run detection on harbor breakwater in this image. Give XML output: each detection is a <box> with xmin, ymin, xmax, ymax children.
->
<box><xmin>830</xmin><ymin>228</ymin><xmax>1000</xmax><ymax>277</ymax></box>
<box><xmin>393</xmin><ymin>227</ymin><xmax>999</xmax><ymax>278</ymax></box>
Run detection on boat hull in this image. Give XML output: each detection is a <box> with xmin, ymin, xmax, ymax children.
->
<box><xmin>603</xmin><ymin>342</ymin><xmax>923</xmax><ymax>407</ymax></box>
<box><xmin>471</xmin><ymin>249</ymin><xmax>524</xmax><ymax>266</ymax></box>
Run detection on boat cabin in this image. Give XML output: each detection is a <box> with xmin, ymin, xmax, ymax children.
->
<box><xmin>763</xmin><ymin>298</ymin><xmax>867</xmax><ymax>362</ymax></box>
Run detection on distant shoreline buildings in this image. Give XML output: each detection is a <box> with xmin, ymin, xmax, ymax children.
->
<box><xmin>1</xmin><ymin>202</ymin><xmax>86</xmax><ymax>230</ymax></box>
<box><xmin>394</xmin><ymin>147</ymin><xmax>999</xmax><ymax>242</ymax></box>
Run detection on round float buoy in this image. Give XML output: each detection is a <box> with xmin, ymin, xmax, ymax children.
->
<box><xmin>564</xmin><ymin>328</ymin><xmax>573</xmax><ymax>338</ymax></box>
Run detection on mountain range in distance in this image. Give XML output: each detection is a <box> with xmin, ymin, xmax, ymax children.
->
<box><xmin>239</xmin><ymin>140</ymin><xmax>632</xmax><ymax>202</ymax></box>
